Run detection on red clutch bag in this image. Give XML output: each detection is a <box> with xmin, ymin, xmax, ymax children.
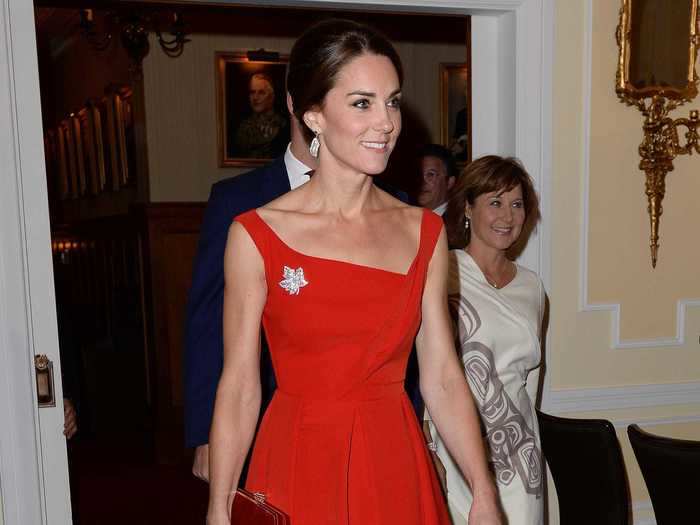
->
<box><xmin>230</xmin><ymin>489</ymin><xmax>290</xmax><ymax>525</ymax></box>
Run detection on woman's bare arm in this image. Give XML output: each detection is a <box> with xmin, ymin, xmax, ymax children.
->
<box><xmin>417</xmin><ymin>229</ymin><xmax>501</xmax><ymax>524</ymax></box>
<box><xmin>207</xmin><ymin>222</ymin><xmax>268</xmax><ymax>523</ymax></box>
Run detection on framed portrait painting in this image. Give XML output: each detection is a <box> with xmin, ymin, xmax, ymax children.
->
<box><xmin>60</xmin><ymin>118</ymin><xmax>79</xmax><ymax>198</ymax></box>
<box><xmin>216</xmin><ymin>52</ymin><xmax>290</xmax><ymax>167</ymax></box>
<box><xmin>77</xmin><ymin>107</ymin><xmax>99</xmax><ymax>195</ymax></box>
<box><xmin>440</xmin><ymin>63</ymin><xmax>471</xmax><ymax>165</ymax></box>
<box><xmin>55</xmin><ymin>125</ymin><xmax>69</xmax><ymax>199</ymax></box>
<box><xmin>112</xmin><ymin>85</ymin><xmax>135</xmax><ymax>187</ymax></box>
<box><xmin>67</xmin><ymin>114</ymin><xmax>90</xmax><ymax>197</ymax></box>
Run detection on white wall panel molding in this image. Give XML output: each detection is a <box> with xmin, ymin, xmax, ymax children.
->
<box><xmin>611</xmin><ymin>413</ymin><xmax>700</xmax><ymax>430</ymax></box>
<box><xmin>546</xmin><ymin>381</ymin><xmax>700</xmax><ymax>414</ymax></box>
<box><xmin>578</xmin><ymin>0</ymin><xmax>700</xmax><ymax>349</ymax></box>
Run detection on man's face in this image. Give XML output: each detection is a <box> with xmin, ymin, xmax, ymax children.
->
<box><xmin>249</xmin><ymin>77</ymin><xmax>275</xmax><ymax>114</ymax></box>
<box><xmin>418</xmin><ymin>155</ymin><xmax>454</xmax><ymax>209</ymax></box>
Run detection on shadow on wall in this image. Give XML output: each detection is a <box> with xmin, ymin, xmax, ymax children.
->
<box><xmin>384</xmin><ymin>100</ymin><xmax>432</xmax><ymax>202</ymax></box>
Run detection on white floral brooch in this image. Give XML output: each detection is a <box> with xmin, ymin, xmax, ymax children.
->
<box><xmin>279</xmin><ymin>266</ymin><xmax>308</xmax><ymax>295</ymax></box>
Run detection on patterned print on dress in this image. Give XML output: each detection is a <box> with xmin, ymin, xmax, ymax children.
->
<box><xmin>449</xmin><ymin>294</ymin><xmax>543</xmax><ymax>497</ymax></box>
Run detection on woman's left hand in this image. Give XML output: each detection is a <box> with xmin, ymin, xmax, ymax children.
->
<box><xmin>467</xmin><ymin>493</ymin><xmax>503</xmax><ymax>525</ymax></box>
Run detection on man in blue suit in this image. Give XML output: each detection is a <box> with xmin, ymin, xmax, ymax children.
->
<box><xmin>185</xmin><ymin>107</ymin><xmax>315</xmax><ymax>480</ymax></box>
<box><xmin>184</xmin><ymin>105</ymin><xmax>421</xmax><ymax>482</ymax></box>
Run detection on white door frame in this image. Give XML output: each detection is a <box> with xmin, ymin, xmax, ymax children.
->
<box><xmin>1</xmin><ymin>0</ymin><xmax>71</xmax><ymax>524</ymax></box>
<box><xmin>0</xmin><ymin>1</ymin><xmax>552</xmax><ymax>523</ymax></box>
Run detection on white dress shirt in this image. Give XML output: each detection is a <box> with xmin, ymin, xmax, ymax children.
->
<box><xmin>433</xmin><ymin>202</ymin><xmax>448</xmax><ymax>216</ymax></box>
<box><xmin>284</xmin><ymin>143</ymin><xmax>312</xmax><ymax>190</ymax></box>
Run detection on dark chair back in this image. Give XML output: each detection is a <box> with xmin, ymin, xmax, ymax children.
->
<box><xmin>537</xmin><ymin>410</ymin><xmax>630</xmax><ymax>525</ymax></box>
<box><xmin>627</xmin><ymin>424</ymin><xmax>700</xmax><ymax>525</ymax></box>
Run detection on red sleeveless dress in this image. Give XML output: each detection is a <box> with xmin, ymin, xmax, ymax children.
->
<box><xmin>234</xmin><ymin>208</ymin><xmax>450</xmax><ymax>525</ymax></box>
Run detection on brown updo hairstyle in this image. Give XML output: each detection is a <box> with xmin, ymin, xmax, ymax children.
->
<box><xmin>445</xmin><ymin>155</ymin><xmax>540</xmax><ymax>250</ymax></box>
<box><xmin>287</xmin><ymin>19</ymin><xmax>403</xmax><ymax>142</ymax></box>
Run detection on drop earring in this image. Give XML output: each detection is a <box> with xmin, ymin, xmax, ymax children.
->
<box><xmin>309</xmin><ymin>131</ymin><xmax>320</xmax><ymax>158</ymax></box>
<box><xmin>465</xmin><ymin>216</ymin><xmax>470</xmax><ymax>230</ymax></box>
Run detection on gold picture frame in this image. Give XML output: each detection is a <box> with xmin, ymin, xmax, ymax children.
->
<box><xmin>55</xmin><ymin>125</ymin><xmax>69</xmax><ymax>200</ymax></box>
<box><xmin>87</xmin><ymin>100</ymin><xmax>107</xmax><ymax>192</ymax></box>
<box><xmin>440</xmin><ymin>62</ymin><xmax>472</xmax><ymax>166</ymax></box>
<box><xmin>99</xmin><ymin>94</ymin><xmax>120</xmax><ymax>191</ymax></box>
<box><xmin>71</xmin><ymin>114</ymin><xmax>87</xmax><ymax>196</ymax></box>
<box><xmin>77</xmin><ymin>107</ymin><xmax>99</xmax><ymax>195</ymax></box>
<box><xmin>60</xmin><ymin>118</ymin><xmax>79</xmax><ymax>198</ymax></box>
<box><xmin>616</xmin><ymin>0</ymin><xmax>700</xmax><ymax>105</ymax></box>
<box><xmin>112</xmin><ymin>86</ymin><xmax>133</xmax><ymax>186</ymax></box>
<box><xmin>216</xmin><ymin>52</ymin><xmax>290</xmax><ymax>167</ymax></box>
<box><xmin>615</xmin><ymin>0</ymin><xmax>700</xmax><ymax>267</ymax></box>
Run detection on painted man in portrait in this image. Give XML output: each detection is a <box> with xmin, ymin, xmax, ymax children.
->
<box><xmin>233</xmin><ymin>73</ymin><xmax>289</xmax><ymax>159</ymax></box>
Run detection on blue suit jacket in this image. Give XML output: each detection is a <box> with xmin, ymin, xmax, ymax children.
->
<box><xmin>183</xmin><ymin>156</ymin><xmax>422</xmax><ymax>449</ymax></box>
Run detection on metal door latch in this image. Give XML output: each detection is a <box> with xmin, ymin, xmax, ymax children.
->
<box><xmin>34</xmin><ymin>354</ymin><xmax>56</xmax><ymax>407</ymax></box>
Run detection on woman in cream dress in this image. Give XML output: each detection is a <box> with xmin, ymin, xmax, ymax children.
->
<box><xmin>425</xmin><ymin>156</ymin><xmax>545</xmax><ymax>525</ymax></box>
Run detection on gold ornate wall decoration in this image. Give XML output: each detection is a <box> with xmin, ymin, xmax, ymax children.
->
<box><xmin>616</xmin><ymin>0</ymin><xmax>700</xmax><ymax>267</ymax></box>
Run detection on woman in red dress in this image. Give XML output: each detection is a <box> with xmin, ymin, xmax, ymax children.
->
<box><xmin>207</xmin><ymin>19</ymin><xmax>502</xmax><ymax>525</ymax></box>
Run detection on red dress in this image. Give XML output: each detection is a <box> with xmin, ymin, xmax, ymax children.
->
<box><xmin>234</xmin><ymin>208</ymin><xmax>450</xmax><ymax>525</ymax></box>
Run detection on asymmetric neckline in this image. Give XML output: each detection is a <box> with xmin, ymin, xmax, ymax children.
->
<box><xmin>252</xmin><ymin>208</ymin><xmax>427</xmax><ymax>277</ymax></box>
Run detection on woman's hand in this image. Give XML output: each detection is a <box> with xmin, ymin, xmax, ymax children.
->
<box><xmin>206</xmin><ymin>493</ymin><xmax>235</xmax><ymax>525</ymax></box>
<box><xmin>467</xmin><ymin>490</ymin><xmax>503</xmax><ymax>525</ymax></box>
<box><xmin>206</xmin><ymin>511</ymin><xmax>229</xmax><ymax>525</ymax></box>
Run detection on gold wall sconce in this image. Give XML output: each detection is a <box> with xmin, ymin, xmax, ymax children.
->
<box><xmin>616</xmin><ymin>0</ymin><xmax>700</xmax><ymax>267</ymax></box>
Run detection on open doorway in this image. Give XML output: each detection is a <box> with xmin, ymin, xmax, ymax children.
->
<box><xmin>34</xmin><ymin>4</ymin><xmax>470</xmax><ymax>522</ymax></box>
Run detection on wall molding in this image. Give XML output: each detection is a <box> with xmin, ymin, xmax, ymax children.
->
<box><xmin>577</xmin><ymin>0</ymin><xmax>700</xmax><ymax>349</ymax></box>
<box><xmin>611</xmin><ymin>413</ymin><xmax>700</xmax><ymax>430</ymax></box>
<box><xmin>545</xmin><ymin>381</ymin><xmax>700</xmax><ymax>415</ymax></box>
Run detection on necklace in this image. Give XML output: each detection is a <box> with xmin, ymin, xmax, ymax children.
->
<box><xmin>464</xmin><ymin>249</ymin><xmax>514</xmax><ymax>289</ymax></box>
<box><xmin>482</xmin><ymin>273</ymin><xmax>501</xmax><ymax>289</ymax></box>
<box><xmin>477</xmin><ymin>258</ymin><xmax>514</xmax><ymax>289</ymax></box>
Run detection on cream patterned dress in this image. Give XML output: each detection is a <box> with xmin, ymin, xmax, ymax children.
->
<box><xmin>426</xmin><ymin>250</ymin><xmax>545</xmax><ymax>525</ymax></box>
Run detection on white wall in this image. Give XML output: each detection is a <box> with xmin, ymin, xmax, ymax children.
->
<box><xmin>546</xmin><ymin>1</ymin><xmax>700</xmax><ymax>523</ymax></box>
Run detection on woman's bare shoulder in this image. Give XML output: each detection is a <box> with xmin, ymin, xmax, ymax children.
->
<box><xmin>255</xmin><ymin>188</ymin><xmax>306</xmax><ymax>226</ymax></box>
<box><xmin>375</xmin><ymin>203</ymin><xmax>427</xmax><ymax>243</ymax></box>
<box><xmin>259</xmin><ymin>186</ymin><xmax>299</xmax><ymax>212</ymax></box>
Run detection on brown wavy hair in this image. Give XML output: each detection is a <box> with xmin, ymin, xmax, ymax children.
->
<box><xmin>445</xmin><ymin>155</ymin><xmax>540</xmax><ymax>250</ymax></box>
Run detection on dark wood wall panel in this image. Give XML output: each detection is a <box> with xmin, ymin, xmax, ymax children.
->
<box><xmin>53</xmin><ymin>203</ymin><xmax>205</xmax><ymax>464</ymax></box>
<box><xmin>137</xmin><ymin>203</ymin><xmax>205</xmax><ymax>462</ymax></box>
